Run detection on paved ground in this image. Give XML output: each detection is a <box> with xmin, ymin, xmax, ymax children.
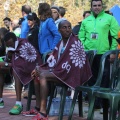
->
<box><xmin>0</xmin><ymin>89</ymin><xmax>103</xmax><ymax>120</ymax></box>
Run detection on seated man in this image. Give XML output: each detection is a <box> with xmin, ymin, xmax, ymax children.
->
<box><xmin>31</xmin><ymin>20</ymin><xmax>92</xmax><ymax>120</ymax></box>
<box><xmin>0</xmin><ymin>32</ymin><xmax>42</xmax><ymax>115</ymax></box>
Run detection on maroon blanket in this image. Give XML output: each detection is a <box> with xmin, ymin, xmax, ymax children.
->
<box><xmin>42</xmin><ymin>34</ymin><xmax>92</xmax><ymax>89</ymax></box>
<box><xmin>10</xmin><ymin>38</ymin><xmax>42</xmax><ymax>85</ymax></box>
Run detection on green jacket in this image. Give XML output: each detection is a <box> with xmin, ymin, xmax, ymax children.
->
<box><xmin>78</xmin><ymin>10</ymin><xmax>119</xmax><ymax>54</ymax></box>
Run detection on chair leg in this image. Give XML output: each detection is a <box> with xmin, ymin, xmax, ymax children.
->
<box><xmin>78</xmin><ymin>91</ymin><xmax>83</xmax><ymax>117</ymax></box>
<box><xmin>68</xmin><ymin>88</ymin><xmax>79</xmax><ymax>120</ymax></box>
<box><xmin>87</xmin><ymin>96</ymin><xmax>95</xmax><ymax>120</ymax></box>
<box><xmin>26</xmin><ymin>80</ymin><xmax>34</xmax><ymax>111</ymax></box>
<box><xmin>103</xmin><ymin>99</ymin><xmax>109</xmax><ymax>120</ymax></box>
<box><xmin>46</xmin><ymin>84</ymin><xmax>56</xmax><ymax>114</ymax></box>
<box><xmin>117</xmin><ymin>114</ymin><xmax>120</xmax><ymax>120</ymax></box>
<box><xmin>109</xmin><ymin>98</ymin><xmax>118</xmax><ymax>120</ymax></box>
<box><xmin>58</xmin><ymin>86</ymin><xmax>68</xmax><ymax>120</ymax></box>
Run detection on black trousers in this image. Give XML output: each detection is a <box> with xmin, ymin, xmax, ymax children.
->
<box><xmin>88</xmin><ymin>54</ymin><xmax>110</xmax><ymax>87</ymax></box>
<box><xmin>88</xmin><ymin>54</ymin><xmax>110</xmax><ymax>107</ymax></box>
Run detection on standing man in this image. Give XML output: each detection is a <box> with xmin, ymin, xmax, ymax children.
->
<box><xmin>51</xmin><ymin>6</ymin><xmax>66</xmax><ymax>29</ymax></box>
<box><xmin>3</xmin><ymin>17</ymin><xmax>12</xmax><ymax>31</ymax></box>
<box><xmin>78</xmin><ymin>0</ymin><xmax>119</xmax><ymax>109</ymax></box>
<box><xmin>9</xmin><ymin>19</ymin><xmax>21</xmax><ymax>37</ymax></box>
<box><xmin>59</xmin><ymin>6</ymin><xmax>66</xmax><ymax>20</ymax></box>
<box><xmin>72</xmin><ymin>11</ymin><xmax>90</xmax><ymax>35</ymax></box>
<box><xmin>20</xmin><ymin>5</ymin><xmax>31</xmax><ymax>38</ymax></box>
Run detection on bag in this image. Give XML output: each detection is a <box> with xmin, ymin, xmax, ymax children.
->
<box><xmin>47</xmin><ymin>97</ymin><xmax>72</xmax><ymax>116</ymax></box>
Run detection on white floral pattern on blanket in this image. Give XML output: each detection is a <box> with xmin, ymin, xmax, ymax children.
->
<box><xmin>19</xmin><ymin>42</ymin><xmax>37</xmax><ymax>62</ymax></box>
<box><xmin>69</xmin><ymin>40</ymin><xmax>86</xmax><ymax>68</ymax></box>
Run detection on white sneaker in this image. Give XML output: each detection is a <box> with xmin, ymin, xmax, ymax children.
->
<box><xmin>84</xmin><ymin>107</ymin><xmax>88</xmax><ymax>113</ymax></box>
<box><xmin>100</xmin><ymin>108</ymin><xmax>103</xmax><ymax>114</ymax></box>
<box><xmin>4</xmin><ymin>84</ymin><xmax>15</xmax><ymax>90</ymax></box>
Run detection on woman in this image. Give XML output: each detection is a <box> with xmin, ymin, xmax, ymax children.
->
<box><xmin>27</xmin><ymin>12</ymin><xmax>39</xmax><ymax>50</ymax></box>
<box><xmin>38</xmin><ymin>3</ymin><xmax>61</xmax><ymax>56</ymax></box>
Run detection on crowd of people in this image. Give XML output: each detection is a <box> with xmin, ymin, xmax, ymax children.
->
<box><xmin>0</xmin><ymin>0</ymin><xmax>120</xmax><ymax>120</ymax></box>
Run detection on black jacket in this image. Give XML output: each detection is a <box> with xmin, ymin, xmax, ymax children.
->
<box><xmin>72</xmin><ymin>22</ymin><xmax>82</xmax><ymax>35</ymax></box>
<box><xmin>27</xmin><ymin>25</ymin><xmax>39</xmax><ymax>50</ymax></box>
<box><xmin>0</xmin><ymin>38</ymin><xmax>5</xmax><ymax>56</ymax></box>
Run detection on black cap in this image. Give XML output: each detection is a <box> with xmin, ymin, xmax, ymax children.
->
<box><xmin>51</xmin><ymin>6</ymin><xmax>60</xmax><ymax>13</ymax></box>
<box><xmin>27</xmin><ymin>12</ymin><xmax>37</xmax><ymax>21</ymax></box>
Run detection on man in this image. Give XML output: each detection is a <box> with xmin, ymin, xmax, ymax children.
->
<box><xmin>24</xmin><ymin>20</ymin><xmax>92</xmax><ymax>120</ymax></box>
<box><xmin>51</xmin><ymin>6</ymin><xmax>59</xmax><ymax>21</ymax></box>
<box><xmin>3</xmin><ymin>17</ymin><xmax>12</xmax><ymax>31</ymax></box>
<box><xmin>59</xmin><ymin>6</ymin><xmax>66</xmax><ymax>20</ymax></box>
<box><xmin>78</xmin><ymin>0</ymin><xmax>119</xmax><ymax>109</ymax></box>
<box><xmin>72</xmin><ymin>11</ymin><xmax>90</xmax><ymax>35</ymax></box>
<box><xmin>0</xmin><ymin>32</ymin><xmax>42</xmax><ymax>115</ymax></box>
<box><xmin>0</xmin><ymin>27</ymin><xmax>13</xmax><ymax>88</ymax></box>
<box><xmin>20</xmin><ymin>5</ymin><xmax>31</xmax><ymax>38</ymax></box>
<box><xmin>10</xmin><ymin>19</ymin><xmax>21</xmax><ymax>37</ymax></box>
<box><xmin>51</xmin><ymin>6</ymin><xmax>66</xmax><ymax>29</ymax></box>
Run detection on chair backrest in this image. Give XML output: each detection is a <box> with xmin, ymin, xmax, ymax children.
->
<box><xmin>110</xmin><ymin>53</ymin><xmax>120</xmax><ymax>91</ymax></box>
<box><xmin>114</xmin><ymin>68</ymin><xmax>120</xmax><ymax>91</ymax></box>
<box><xmin>43</xmin><ymin>50</ymin><xmax>97</xmax><ymax>66</ymax></box>
<box><xmin>85</xmin><ymin>50</ymin><xmax>97</xmax><ymax>67</ymax></box>
<box><xmin>43</xmin><ymin>50</ymin><xmax>97</xmax><ymax>67</ymax></box>
<box><xmin>42</xmin><ymin>51</ymin><xmax>52</xmax><ymax>63</ymax></box>
<box><xmin>94</xmin><ymin>50</ymin><xmax>120</xmax><ymax>87</ymax></box>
